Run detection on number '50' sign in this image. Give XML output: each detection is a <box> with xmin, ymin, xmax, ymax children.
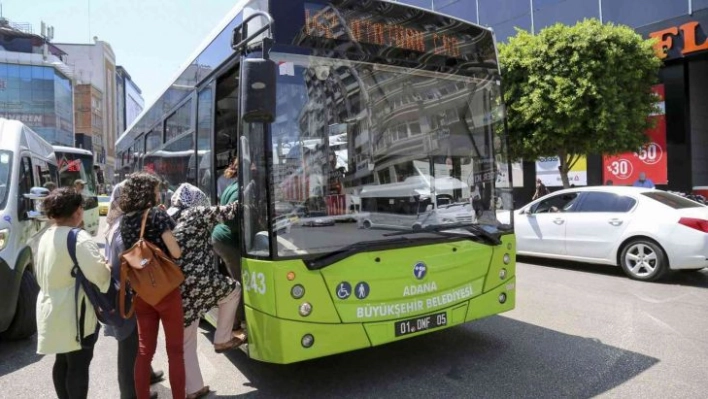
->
<box><xmin>635</xmin><ymin>142</ymin><xmax>663</xmax><ymax>165</ymax></box>
<box><xmin>243</xmin><ymin>270</ymin><xmax>266</xmax><ymax>294</ymax></box>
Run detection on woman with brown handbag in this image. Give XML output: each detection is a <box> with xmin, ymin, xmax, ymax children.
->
<box><xmin>119</xmin><ymin>172</ymin><xmax>184</xmax><ymax>399</ymax></box>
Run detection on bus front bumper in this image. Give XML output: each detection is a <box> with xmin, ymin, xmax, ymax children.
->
<box><xmin>244</xmin><ymin>277</ymin><xmax>515</xmax><ymax>364</ymax></box>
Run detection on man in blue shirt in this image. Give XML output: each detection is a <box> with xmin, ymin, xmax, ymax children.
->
<box><xmin>633</xmin><ymin>172</ymin><xmax>655</xmax><ymax>188</ymax></box>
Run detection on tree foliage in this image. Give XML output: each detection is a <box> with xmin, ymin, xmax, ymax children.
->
<box><xmin>499</xmin><ymin>19</ymin><xmax>662</xmax><ymax>187</ymax></box>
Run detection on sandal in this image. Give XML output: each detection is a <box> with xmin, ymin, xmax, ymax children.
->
<box><xmin>214</xmin><ymin>336</ymin><xmax>244</xmax><ymax>353</ymax></box>
<box><xmin>187</xmin><ymin>385</ymin><xmax>210</xmax><ymax>399</ymax></box>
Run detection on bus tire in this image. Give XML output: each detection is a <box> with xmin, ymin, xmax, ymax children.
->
<box><xmin>1</xmin><ymin>269</ymin><xmax>39</xmax><ymax>340</ymax></box>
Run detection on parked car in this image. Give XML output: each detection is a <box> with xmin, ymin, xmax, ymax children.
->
<box><xmin>97</xmin><ymin>195</ymin><xmax>110</xmax><ymax>216</ymax></box>
<box><xmin>301</xmin><ymin>210</ymin><xmax>335</xmax><ymax>227</ymax></box>
<box><xmin>498</xmin><ymin>186</ymin><xmax>708</xmax><ymax>281</ymax></box>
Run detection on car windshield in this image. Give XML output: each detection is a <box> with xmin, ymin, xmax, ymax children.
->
<box><xmin>642</xmin><ymin>192</ymin><xmax>705</xmax><ymax>209</ymax></box>
<box><xmin>98</xmin><ymin>196</ymin><xmax>110</xmax><ymax>203</ymax></box>
<box><xmin>242</xmin><ymin>52</ymin><xmax>513</xmax><ymax>258</ymax></box>
<box><xmin>0</xmin><ymin>151</ymin><xmax>12</xmax><ymax>210</ymax></box>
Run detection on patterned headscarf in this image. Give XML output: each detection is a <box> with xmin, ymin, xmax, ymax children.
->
<box><xmin>167</xmin><ymin>183</ymin><xmax>210</xmax><ymax>220</ymax></box>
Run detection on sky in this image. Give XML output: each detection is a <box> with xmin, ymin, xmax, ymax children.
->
<box><xmin>5</xmin><ymin>0</ymin><xmax>238</xmax><ymax>105</ymax></box>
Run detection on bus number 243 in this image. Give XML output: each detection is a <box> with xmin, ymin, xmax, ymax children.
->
<box><xmin>243</xmin><ymin>271</ymin><xmax>266</xmax><ymax>294</ymax></box>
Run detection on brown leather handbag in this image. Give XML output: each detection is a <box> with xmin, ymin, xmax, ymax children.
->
<box><xmin>119</xmin><ymin>209</ymin><xmax>184</xmax><ymax>318</ymax></box>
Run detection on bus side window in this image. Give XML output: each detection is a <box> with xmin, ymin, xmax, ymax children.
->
<box><xmin>18</xmin><ymin>157</ymin><xmax>34</xmax><ymax>220</ymax></box>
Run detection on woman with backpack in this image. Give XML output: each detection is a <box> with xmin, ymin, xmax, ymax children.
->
<box><xmin>119</xmin><ymin>172</ymin><xmax>184</xmax><ymax>399</ymax></box>
<box><xmin>35</xmin><ymin>187</ymin><xmax>111</xmax><ymax>399</ymax></box>
<box><xmin>104</xmin><ymin>181</ymin><xmax>162</xmax><ymax>399</ymax></box>
<box><xmin>167</xmin><ymin>183</ymin><xmax>243</xmax><ymax>399</ymax></box>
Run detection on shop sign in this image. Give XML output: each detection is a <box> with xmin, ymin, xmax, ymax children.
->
<box><xmin>650</xmin><ymin>21</ymin><xmax>708</xmax><ymax>60</ymax></box>
<box><xmin>0</xmin><ymin>113</ymin><xmax>49</xmax><ymax>127</ymax></box>
<box><xmin>535</xmin><ymin>156</ymin><xmax>587</xmax><ymax>187</ymax></box>
<box><xmin>602</xmin><ymin>85</ymin><xmax>667</xmax><ymax>185</ymax></box>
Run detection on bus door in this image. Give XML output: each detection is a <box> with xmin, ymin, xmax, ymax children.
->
<box><xmin>213</xmin><ymin>66</ymin><xmax>240</xmax><ymax>203</ymax></box>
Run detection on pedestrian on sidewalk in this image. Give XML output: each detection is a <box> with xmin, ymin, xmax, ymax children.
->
<box><xmin>167</xmin><ymin>183</ymin><xmax>244</xmax><ymax>399</ymax></box>
<box><xmin>532</xmin><ymin>178</ymin><xmax>550</xmax><ymax>200</ymax></box>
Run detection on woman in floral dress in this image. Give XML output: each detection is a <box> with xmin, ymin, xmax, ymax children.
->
<box><xmin>166</xmin><ymin>183</ymin><xmax>243</xmax><ymax>399</ymax></box>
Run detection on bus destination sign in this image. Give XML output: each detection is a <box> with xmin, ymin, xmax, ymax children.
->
<box><xmin>304</xmin><ymin>4</ymin><xmax>463</xmax><ymax>58</ymax></box>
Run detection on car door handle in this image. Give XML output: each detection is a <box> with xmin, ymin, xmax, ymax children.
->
<box><xmin>553</xmin><ymin>218</ymin><xmax>564</xmax><ymax>225</ymax></box>
<box><xmin>609</xmin><ymin>219</ymin><xmax>623</xmax><ymax>226</ymax></box>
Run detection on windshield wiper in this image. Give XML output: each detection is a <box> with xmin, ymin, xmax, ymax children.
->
<box><xmin>377</xmin><ymin>223</ymin><xmax>503</xmax><ymax>246</ymax></box>
<box><xmin>303</xmin><ymin>236</ymin><xmax>445</xmax><ymax>270</ymax></box>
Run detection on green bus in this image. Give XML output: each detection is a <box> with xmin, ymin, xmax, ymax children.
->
<box><xmin>116</xmin><ymin>0</ymin><xmax>516</xmax><ymax>364</ymax></box>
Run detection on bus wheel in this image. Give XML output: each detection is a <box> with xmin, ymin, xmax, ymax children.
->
<box><xmin>362</xmin><ymin>220</ymin><xmax>372</xmax><ymax>229</ymax></box>
<box><xmin>1</xmin><ymin>269</ymin><xmax>39</xmax><ymax>340</ymax></box>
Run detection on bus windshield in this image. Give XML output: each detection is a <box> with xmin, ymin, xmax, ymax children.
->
<box><xmin>56</xmin><ymin>152</ymin><xmax>98</xmax><ymax>196</ymax></box>
<box><xmin>0</xmin><ymin>151</ymin><xmax>12</xmax><ymax>210</ymax></box>
<box><xmin>256</xmin><ymin>53</ymin><xmax>512</xmax><ymax>258</ymax></box>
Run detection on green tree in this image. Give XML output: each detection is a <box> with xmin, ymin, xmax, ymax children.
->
<box><xmin>499</xmin><ymin>19</ymin><xmax>662</xmax><ymax>188</ymax></box>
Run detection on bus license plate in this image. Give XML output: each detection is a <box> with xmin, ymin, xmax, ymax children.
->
<box><xmin>394</xmin><ymin>312</ymin><xmax>447</xmax><ymax>337</ymax></box>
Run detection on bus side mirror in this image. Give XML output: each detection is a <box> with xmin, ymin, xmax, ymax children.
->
<box><xmin>242</xmin><ymin>57</ymin><xmax>276</xmax><ymax>123</ymax></box>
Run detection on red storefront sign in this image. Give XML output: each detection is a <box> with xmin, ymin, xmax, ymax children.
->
<box><xmin>603</xmin><ymin>85</ymin><xmax>667</xmax><ymax>185</ymax></box>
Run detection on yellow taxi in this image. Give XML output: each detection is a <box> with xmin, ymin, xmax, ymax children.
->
<box><xmin>98</xmin><ymin>195</ymin><xmax>110</xmax><ymax>216</ymax></box>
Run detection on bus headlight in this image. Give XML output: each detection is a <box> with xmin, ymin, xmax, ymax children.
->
<box><xmin>503</xmin><ymin>253</ymin><xmax>510</xmax><ymax>264</ymax></box>
<box><xmin>291</xmin><ymin>284</ymin><xmax>305</xmax><ymax>299</ymax></box>
<box><xmin>301</xmin><ymin>334</ymin><xmax>315</xmax><ymax>348</ymax></box>
<box><xmin>0</xmin><ymin>229</ymin><xmax>9</xmax><ymax>251</ymax></box>
<box><xmin>499</xmin><ymin>269</ymin><xmax>507</xmax><ymax>280</ymax></box>
<box><xmin>498</xmin><ymin>292</ymin><xmax>507</xmax><ymax>304</ymax></box>
<box><xmin>299</xmin><ymin>302</ymin><xmax>312</xmax><ymax>317</ymax></box>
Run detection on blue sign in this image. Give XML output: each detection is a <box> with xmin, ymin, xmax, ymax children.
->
<box><xmin>413</xmin><ymin>262</ymin><xmax>427</xmax><ymax>280</ymax></box>
<box><xmin>336</xmin><ymin>282</ymin><xmax>351</xmax><ymax>299</ymax></box>
<box><xmin>354</xmin><ymin>282</ymin><xmax>370</xmax><ymax>299</ymax></box>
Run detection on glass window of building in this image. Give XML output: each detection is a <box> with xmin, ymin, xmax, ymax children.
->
<box><xmin>533</xmin><ymin>0</ymin><xmax>601</xmax><ymax>32</ymax></box>
<box><xmin>478</xmin><ymin>0</ymin><xmax>532</xmax><ymax>40</ymax></box>
<box><xmin>603</xmin><ymin>0</ymin><xmax>686</xmax><ymax>27</ymax></box>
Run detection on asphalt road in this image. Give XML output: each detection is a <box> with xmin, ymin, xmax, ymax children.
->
<box><xmin>1</xmin><ymin>220</ymin><xmax>707</xmax><ymax>398</ymax></box>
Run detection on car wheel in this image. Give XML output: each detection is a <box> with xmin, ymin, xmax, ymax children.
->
<box><xmin>362</xmin><ymin>220</ymin><xmax>372</xmax><ymax>229</ymax></box>
<box><xmin>619</xmin><ymin>239</ymin><xmax>668</xmax><ymax>282</ymax></box>
<box><xmin>1</xmin><ymin>268</ymin><xmax>39</xmax><ymax>340</ymax></box>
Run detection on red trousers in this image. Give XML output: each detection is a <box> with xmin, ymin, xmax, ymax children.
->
<box><xmin>134</xmin><ymin>288</ymin><xmax>185</xmax><ymax>399</ymax></box>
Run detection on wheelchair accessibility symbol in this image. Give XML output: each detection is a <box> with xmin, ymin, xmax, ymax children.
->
<box><xmin>336</xmin><ymin>282</ymin><xmax>352</xmax><ymax>299</ymax></box>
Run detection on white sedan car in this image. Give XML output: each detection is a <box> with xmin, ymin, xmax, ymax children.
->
<box><xmin>502</xmin><ymin>186</ymin><xmax>708</xmax><ymax>281</ymax></box>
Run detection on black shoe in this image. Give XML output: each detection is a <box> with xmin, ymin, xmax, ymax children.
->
<box><xmin>150</xmin><ymin>370</ymin><xmax>165</xmax><ymax>385</ymax></box>
<box><xmin>150</xmin><ymin>392</ymin><xmax>158</xmax><ymax>399</ymax></box>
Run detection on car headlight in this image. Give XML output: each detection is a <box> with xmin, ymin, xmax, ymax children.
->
<box><xmin>0</xmin><ymin>228</ymin><xmax>9</xmax><ymax>251</ymax></box>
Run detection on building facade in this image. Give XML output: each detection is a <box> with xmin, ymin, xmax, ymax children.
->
<box><xmin>401</xmin><ymin>0</ymin><xmax>708</xmax><ymax>201</ymax></box>
<box><xmin>56</xmin><ymin>39</ymin><xmax>117</xmax><ymax>183</ymax></box>
<box><xmin>74</xmin><ymin>84</ymin><xmax>103</xmax><ymax>156</ymax></box>
<box><xmin>0</xmin><ymin>19</ymin><xmax>75</xmax><ymax>146</ymax></box>
<box><xmin>116</xmin><ymin>65</ymin><xmax>144</xmax><ymax>139</ymax></box>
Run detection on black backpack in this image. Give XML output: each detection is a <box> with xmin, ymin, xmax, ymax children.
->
<box><xmin>68</xmin><ymin>228</ymin><xmax>126</xmax><ymax>346</ymax></box>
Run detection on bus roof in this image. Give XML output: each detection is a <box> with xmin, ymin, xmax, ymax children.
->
<box><xmin>53</xmin><ymin>145</ymin><xmax>93</xmax><ymax>156</ymax></box>
<box><xmin>116</xmin><ymin>0</ymin><xmax>253</xmax><ymax>149</ymax></box>
<box><xmin>117</xmin><ymin>0</ymin><xmax>495</xmax><ymax>153</ymax></box>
